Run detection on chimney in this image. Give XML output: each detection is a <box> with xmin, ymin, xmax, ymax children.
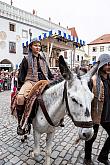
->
<box><xmin>68</xmin><ymin>27</ymin><xmax>78</xmax><ymax>37</ymax></box>
<box><xmin>49</xmin><ymin>17</ymin><xmax>51</xmax><ymax>21</ymax></box>
<box><xmin>33</xmin><ymin>9</ymin><xmax>35</xmax><ymax>15</ymax></box>
<box><xmin>59</xmin><ymin>22</ymin><xmax>60</xmax><ymax>26</ymax></box>
<box><xmin>33</xmin><ymin>9</ymin><xmax>37</xmax><ymax>15</ymax></box>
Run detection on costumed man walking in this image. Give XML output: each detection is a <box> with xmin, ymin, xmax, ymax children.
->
<box><xmin>16</xmin><ymin>38</ymin><xmax>54</xmax><ymax>135</ymax></box>
<box><xmin>84</xmin><ymin>54</ymin><xmax>110</xmax><ymax>165</ymax></box>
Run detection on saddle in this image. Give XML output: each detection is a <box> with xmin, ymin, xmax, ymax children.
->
<box><xmin>11</xmin><ymin>80</ymin><xmax>49</xmax><ymax>128</ymax></box>
<box><xmin>20</xmin><ymin>80</ymin><xmax>49</xmax><ymax>129</ymax></box>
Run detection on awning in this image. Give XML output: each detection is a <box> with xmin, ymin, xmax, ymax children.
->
<box><xmin>22</xmin><ymin>30</ymin><xmax>85</xmax><ymax>49</ymax></box>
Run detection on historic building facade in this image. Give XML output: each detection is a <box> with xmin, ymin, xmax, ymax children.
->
<box><xmin>88</xmin><ymin>34</ymin><xmax>110</xmax><ymax>64</ymax></box>
<box><xmin>0</xmin><ymin>1</ymin><xmax>85</xmax><ymax>71</ymax></box>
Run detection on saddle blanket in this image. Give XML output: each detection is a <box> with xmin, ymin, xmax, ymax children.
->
<box><xmin>11</xmin><ymin>80</ymin><xmax>49</xmax><ymax>129</ymax></box>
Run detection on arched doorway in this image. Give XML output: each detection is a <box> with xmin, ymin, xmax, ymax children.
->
<box><xmin>0</xmin><ymin>59</ymin><xmax>13</xmax><ymax>71</ymax></box>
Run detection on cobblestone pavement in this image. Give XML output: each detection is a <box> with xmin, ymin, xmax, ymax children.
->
<box><xmin>0</xmin><ymin>91</ymin><xmax>109</xmax><ymax>165</ymax></box>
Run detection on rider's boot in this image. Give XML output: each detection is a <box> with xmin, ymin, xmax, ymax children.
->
<box><xmin>16</xmin><ymin>105</ymin><xmax>25</xmax><ymax>135</ymax></box>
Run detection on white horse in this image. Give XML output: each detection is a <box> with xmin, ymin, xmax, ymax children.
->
<box><xmin>30</xmin><ymin>56</ymin><xmax>99</xmax><ymax>164</ymax></box>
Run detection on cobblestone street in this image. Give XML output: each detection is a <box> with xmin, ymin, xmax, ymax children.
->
<box><xmin>0</xmin><ymin>91</ymin><xmax>109</xmax><ymax>165</ymax></box>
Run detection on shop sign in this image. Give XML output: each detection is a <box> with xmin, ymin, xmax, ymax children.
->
<box><xmin>0</xmin><ymin>64</ymin><xmax>11</xmax><ymax>67</ymax></box>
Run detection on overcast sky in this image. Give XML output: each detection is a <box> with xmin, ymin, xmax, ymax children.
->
<box><xmin>1</xmin><ymin>0</ymin><xmax>110</xmax><ymax>44</ymax></box>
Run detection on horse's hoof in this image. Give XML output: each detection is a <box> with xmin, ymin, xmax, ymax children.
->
<box><xmin>29</xmin><ymin>150</ymin><xmax>34</xmax><ymax>158</ymax></box>
<box><xmin>24</xmin><ymin>135</ymin><xmax>27</xmax><ymax>139</ymax></box>
<box><xmin>31</xmin><ymin>151</ymin><xmax>35</xmax><ymax>158</ymax></box>
<box><xmin>29</xmin><ymin>150</ymin><xmax>42</xmax><ymax>162</ymax></box>
<box><xmin>34</xmin><ymin>155</ymin><xmax>43</xmax><ymax>162</ymax></box>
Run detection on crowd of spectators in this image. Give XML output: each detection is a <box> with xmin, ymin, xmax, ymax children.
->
<box><xmin>0</xmin><ymin>70</ymin><xmax>18</xmax><ymax>92</ymax></box>
<box><xmin>0</xmin><ymin>65</ymin><xmax>93</xmax><ymax>92</ymax></box>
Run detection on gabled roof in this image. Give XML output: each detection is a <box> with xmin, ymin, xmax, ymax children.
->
<box><xmin>88</xmin><ymin>34</ymin><xmax>110</xmax><ymax>45</ymax></box>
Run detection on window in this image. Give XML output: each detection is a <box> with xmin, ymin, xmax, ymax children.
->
<box><xmin>92</xmin><ymin>47</ymin><xmax>97</xmax><ymax>52</ymax></box>
<box><xmin>81</xmin><ymin>56</ymin><xmax>83</xmax><ymax>61</ymax></box>
<box><xmin>22</xmin><ymin>30</ymin><xmax>28</xmax><ymax>38</ymax></box>
<box><xmin>77</xmin><ymin>55</ymin><xmax>79</xmax><ymax>61</ymax></box>
<box><xmin>23</xmin><ymin>46</ymin><xmax>28</xmax><ymax>54</ymax></box>
<box><xmin>108</xmin><ymin>46</ymin><xmax>110</xmax><ymax>51</ymax></box>
<box><xmin>64</xmin><ymin>51</ymin><xmax>67</xmax><ymax>59</ymax></box>
<box><xmin>9</xmin><ymin>42</ymin><xmax>16</xmax><ymax>53</ymax></box>
<box><xmin>9</xmin><ymin>23</ymin><xmax>16</xmax><ymax>32</ymax></box>
<box><xmin>92</xmin><ymin>56</ymin><xmax>96</xmax><ymax>61</ymax></box>
<box><xmin>100</xmin><ymin>46</ymin><xmax>104</xmax><ymax>52</ymax></box>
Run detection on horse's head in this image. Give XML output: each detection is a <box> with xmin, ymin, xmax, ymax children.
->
<box><xmin>59</xmin><ymin>55</ymin><xmax>99</xmax><ymax>140</ymax></box>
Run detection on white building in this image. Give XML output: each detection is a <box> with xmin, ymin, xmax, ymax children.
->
<box><xmin>88</xmin><ymin>34</ymin><xmax>110</xmax><ymax>64</ymax></box>
<box><xmin>0</xmin><ymin>1</ymin><xmax>86</xmax><ymax>71</ymax></box>
<box><xmin>61</xmin><ymin>46</ymin><xmax>86</xmax><ymax>69</ymax></box>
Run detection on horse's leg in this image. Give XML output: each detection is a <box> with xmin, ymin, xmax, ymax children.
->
<box><xmin>31</xmin><ymin>129</ymin><xmax>41</xmax><ymax>159</ymax></box>
<box><xmin>45</xmin><ymin>131</ymin><xmax>55</xmax><ymax>165</ymax></box>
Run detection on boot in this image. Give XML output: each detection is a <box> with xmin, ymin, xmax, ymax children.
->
<box><xmin>16</xmin><ymin>105</ymin><xmax>25</xmax><ymax>135</ymax></box>
<box><xmin>83</xmin><ymin>158</ymin><xmax>94</xmax><ymax>165</ymax></box>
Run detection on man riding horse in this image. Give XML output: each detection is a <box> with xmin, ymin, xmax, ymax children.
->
<box><xmin>16</xmin><ymin>38</ymin><xmax>54</xmax><ymax>135</ymax></box>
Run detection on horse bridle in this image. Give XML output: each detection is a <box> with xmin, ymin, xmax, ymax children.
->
<box><xmin>37</xmin><ymin>81</ymin><xmax>93</xmax><ymax>128</ymax></box>
<box><xmin>63</xmin><ymin>81</ymin><xmax>94</xmax><ymax>128</ymax></box>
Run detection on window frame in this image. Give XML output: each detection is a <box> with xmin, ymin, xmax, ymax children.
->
<box><xmin>9</xmin><ymin>42</ymin><xmax>16</xmax><ymax>53</ymax></box>
<box><xmin>100</xmin><ymin>46</ymin><xmax>104</xmax><ymax>52</ymax></box>
<box><xmin>64</xmin><ymin>51</ymin><xmax>67</xmax><ymax>59</ymax></box>
<box><xmin>77</xmin><ymin>55</ymin><xmax>79</xmax><ymax>61</ymax></box>
<box><xmin>23</xmin><ymin>46</ymin><xmax>28</xmax><ymax>54</ymax></box>
<box><xmin>9</xmin><ymin>23</ymin><xmax>16</xmax><ymax>32</ymax></box>
<box><xmin>92</xmin><ymin>47</ymin><xmax>97</xmax><ymax>52</ymax></box>
<box><xmin>108</xmin><ymin>45</ymin><xmax>110</xmax><ymax>51</ymax></box>
<box><xmin>22</xmin><ymin>29</ymin><xmax>28</xmax><ymax>38</ymax></box>
<box><xmin>92</xmin><ymin>56</ymin><xmax>96</xmax><ymax>61</ymax></box>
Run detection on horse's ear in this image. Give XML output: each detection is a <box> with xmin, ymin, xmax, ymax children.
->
<box><xmin>59</xmin><ymin>55</ymin><xmax>72</xmax><ymax>80</ymax></box>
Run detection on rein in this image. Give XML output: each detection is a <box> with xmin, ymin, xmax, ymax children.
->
<box><xmin>63</xmin><ymin>81</ymin><xmax>93</xmax><ymax>128</ymax></box>
<box><xmin>37</xmin><ymin>94</ymin><xmax>61</xmax><ymax>127</ymax></box>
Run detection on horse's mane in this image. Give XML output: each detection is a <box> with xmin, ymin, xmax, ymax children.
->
<box><xmin>46</xmin><ymin>76</ymin><xmax>64</xmax><ymax>90</ymax></box>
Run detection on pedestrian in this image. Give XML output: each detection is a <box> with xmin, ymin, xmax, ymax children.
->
<box><xmin>84</xmin><ymin>54</ymin><xmax>110</xmax><ymax>165</ymax></box>
<box><xmin>16</xmin><ymin>38</ymin><xmax>54</xmax><ymax>135</ymax></box>
<box><xmin>11</xmin><ymin>71</ymin><xmax>18</xmax><ymax>92</ymax></box>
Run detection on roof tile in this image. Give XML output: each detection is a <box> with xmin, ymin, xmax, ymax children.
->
<box><xmin>88</xmin><ymin>34</ymin><xmax>110</xmax><ymax>45</ymax></box>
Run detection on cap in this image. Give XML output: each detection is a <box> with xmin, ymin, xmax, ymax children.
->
<box><xmin>29</xmin><ymin>37</ymin><xmax>41</xmax><ymax>46</ymax></box>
